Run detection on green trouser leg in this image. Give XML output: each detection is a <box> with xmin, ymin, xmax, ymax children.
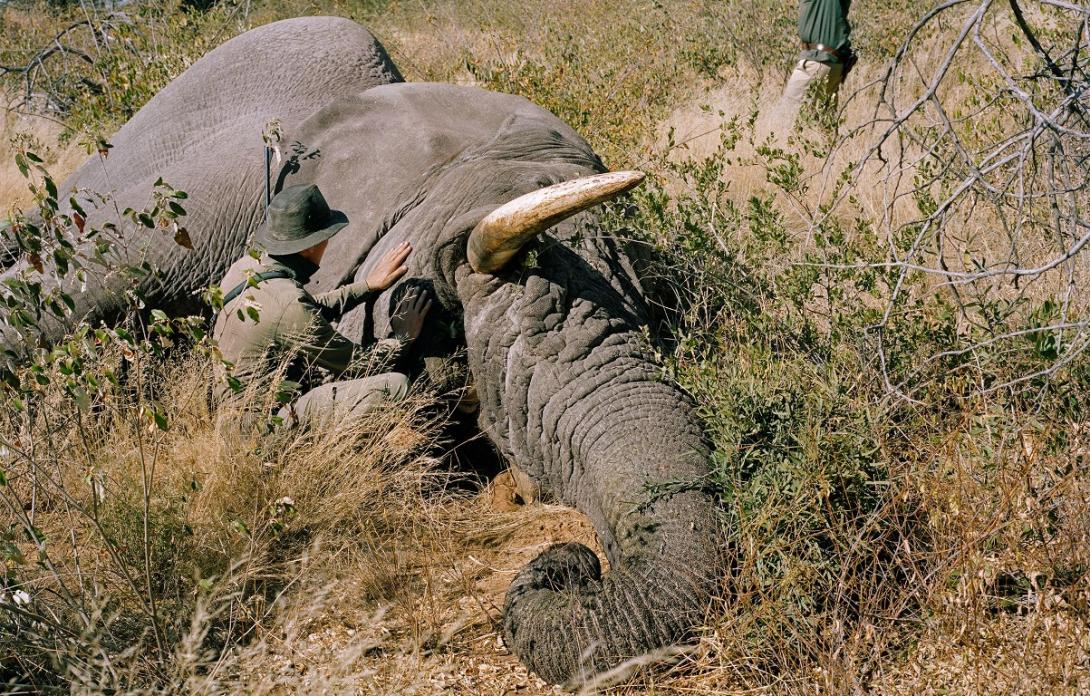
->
<box><xmin>279</xmin><ymin>372</ymin><xmax>410</xmax><ymax>427</ymax></box>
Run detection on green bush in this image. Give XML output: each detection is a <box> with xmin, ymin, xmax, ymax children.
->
<box><xmin>608</xmin><ymin>116</ymin><xmax>1090</xmax><ymax>678</ymax></box>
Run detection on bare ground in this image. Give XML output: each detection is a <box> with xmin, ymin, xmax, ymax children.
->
<box><xmin>234</xmin><ymin>473</ymin><xmax>601</xmax><ymax>695</ymax></box>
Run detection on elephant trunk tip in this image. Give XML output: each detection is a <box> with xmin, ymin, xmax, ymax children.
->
<box><xmin>502</xmin><ymin>532</ymin><xmax>721</xmax><ymax>686</ymax></box>
<box><xmin>507</xmin><ymin>542</ymin><xmax>603</xmax><ymax>598</ymax></box>
<box><xmin>503</xmin><ymin>542</ymin><xmax>604</xmax><ymax>685</ymax></box>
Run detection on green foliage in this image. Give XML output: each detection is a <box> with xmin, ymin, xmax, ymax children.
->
<box><xmin>610</xmin><ymin>114</ymin><xmax>1090</xmax><ymax>672</ymax></box>
<box><xmin>0</xmin><ymin>147</ymin><xmax>223</xmax><ymax>688</ymax></box>
<box><xmin>1026</xmin><ymin>297</ymin><xmax>1061</xmax><ymax>361</ymax></box>
<box><xmin>0</xmin><ymin>144</ymin><xmax>206</xmax><ymax>402</ymax></box>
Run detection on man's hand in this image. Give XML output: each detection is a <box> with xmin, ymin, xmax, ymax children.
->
<box><xmin>365</xmin><ymin>241</ymin><xmax>412</xmax><ymax>291</ymax></box>
<box><xmin>390</xmin><ymin>286</ymin><xmax>433</xmax><ymax>343</ymax></box>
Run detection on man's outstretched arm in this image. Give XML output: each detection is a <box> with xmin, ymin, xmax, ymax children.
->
<box><xmin>313</xmin><ymin>241</ymin><xmax>413</xmax><ymax>320</ymax></box>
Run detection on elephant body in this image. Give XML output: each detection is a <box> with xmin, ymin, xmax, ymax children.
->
<box><xmin>1</xmin><ymin>16</ymin><xmax>402</xmax><ymax>329</ymax></box>
<box><xmin>3</xmin><ymin>17</ymin><xmax>724</xmax><ymax>686</ymax></box>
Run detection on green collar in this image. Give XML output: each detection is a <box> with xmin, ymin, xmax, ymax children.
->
<box><xmin>267</xmin><ymin>253</ymin><xmax>318</xmax><ymax>284</ymax></box>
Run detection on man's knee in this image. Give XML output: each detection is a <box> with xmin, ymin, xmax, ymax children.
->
<box><xmin>384</xmin><ymin>372</ymin><xmax>410</xmax><ymax>401</ymax></box>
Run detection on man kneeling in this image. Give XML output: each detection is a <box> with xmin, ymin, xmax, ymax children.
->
<box><xmin>213</xmin><ymin>184</ymin><xmax>431</xmax><ymax>429</ymax></box>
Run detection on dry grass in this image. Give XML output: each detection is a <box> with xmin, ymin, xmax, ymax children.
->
<box><xmin>2</xmin><ymin>1</ymin><xmax>1090</xmax><ymax>694</ymax></box>
<box><xmin>0</xmin><ymin>345</ymin><xmax>599</xmax><ymax>693</ymax></box>
<box><xmin>645</xmin><ymin>413</ymin><xmax>1090</xmax><ymax>695</ymax></box>
<box><xmin>0</xmin><ymin>348</ymin><xmax>496</xmax><ymax>689</ymax></box>
<box><xmin>0</xmin><ymin>107</ymin><xmax>84</xmax><ymax>209</ymax></box>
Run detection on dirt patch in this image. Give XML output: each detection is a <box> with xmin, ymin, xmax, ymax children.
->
<box><xmin>235</xmin><ymin>472</ymin><xmax>603</xmax><ymax>694</ymax></box>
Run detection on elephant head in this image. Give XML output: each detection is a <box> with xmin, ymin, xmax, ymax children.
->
<box><xmin>1</xmin><ymin>17</ymin><xmax>725</xmax><ymax>686</ymax></box>
<box><xmin>277</xmin><ymin>83</ymin><xmax>724</xmax><ymax>684</ymax></box>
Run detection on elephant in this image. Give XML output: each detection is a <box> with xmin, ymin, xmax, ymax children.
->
<box><xmin>0</xmin><ymin>16</ymin><xmax>725</xmax><ymax>686</ymax></box>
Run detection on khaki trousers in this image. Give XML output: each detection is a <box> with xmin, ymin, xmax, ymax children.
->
<box><xmin>278</xmin><ymin>372</ymin><xmax>409</xmax><ymax>428</ymax></box>
<box><xmin>778</xmin><ymin>59</ymin><xmax>845</xmax><ymax>125</ymax></box>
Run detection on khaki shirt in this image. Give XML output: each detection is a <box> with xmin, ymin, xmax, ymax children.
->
<box><xmin>212</xmin><ymin>253</ymin><xmax>396</xmax><ymax>402</ymax></box>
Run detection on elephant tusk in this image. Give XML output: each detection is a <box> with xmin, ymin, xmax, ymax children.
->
<box><xmin>467</xmin><ymin>170</ymin><xmax>645</xmax><ymax>274</ymax></box>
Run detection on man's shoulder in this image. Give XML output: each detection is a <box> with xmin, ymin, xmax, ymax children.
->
<box><xmin>237</xmin><ymin>275</ymin><xmax>311</xmax><ymax>315</ymax></box>
<box><xmin>220</xmin><ymin>256</ymin><xmax>304</xmax><ymax>297</ymax></box>
<box><xmin>219</xmin><ymin>256</ymin><xmax>309</xmax><ymax>320</ymax></box>
<box><xmin>219</xmin><ymin>255</ymin><xmax>264</xmax><ymax>291</ymax></box>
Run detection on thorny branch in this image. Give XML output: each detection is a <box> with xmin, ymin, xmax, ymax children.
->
<box><xmin>852</xmin><ymin>0</ymin><xmax>1090</xmax><ymax>396</ymax></box>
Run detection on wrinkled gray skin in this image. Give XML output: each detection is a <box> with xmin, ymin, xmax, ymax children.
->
<box><xmin>1</xmin><ymin>17</ymin><xmax>723</xmax><ymax>686</ymax></box>
<box><xmin>0</xmin><ymin>17</ymin><xmax>402</xmax><ymax>335</ymax></box>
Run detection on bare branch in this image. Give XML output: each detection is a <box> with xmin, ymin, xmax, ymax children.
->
<box><xmin>841</xmin><ymin>0</ymin><xmax>1090</xmax><ymax>396</ymax></box>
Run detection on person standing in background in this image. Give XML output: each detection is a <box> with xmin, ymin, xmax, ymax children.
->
<box><xmin>778</xmin><ymin>0</ymin><xmax>855</xmax><ymax>126</ymax></box>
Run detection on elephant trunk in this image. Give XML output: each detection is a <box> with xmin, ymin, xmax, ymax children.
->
<box><xmin>503</xmin><ymin>376</ymin><xmax>721</xmax><ymax>685</ymax></box>
<box><xmin>460</xmin><ymin>268</ymin><xmax>723</xmax><ymax>686</ymax></box>
<box><xmin>504</xmin><ymin>535</ymin><xmax>717</xmax><ymax>685</ymax></box>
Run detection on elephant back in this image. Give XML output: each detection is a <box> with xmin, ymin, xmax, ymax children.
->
<box><xmin>56</xmin><ymin>16</ymin><xmax>404</xmax><ymax>315</ymax></box>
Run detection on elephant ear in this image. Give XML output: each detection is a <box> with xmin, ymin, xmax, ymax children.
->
<box><xmin>467</xmin><ymin>170</ymin><xmax>645</xmax><ymax>274</ymax></box>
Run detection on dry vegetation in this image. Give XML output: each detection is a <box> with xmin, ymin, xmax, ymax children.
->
<box><xmin>2</xmin><ymin>0</ymin><xmax>1090</xmax><ymax>694</ymax></box>
<box><xmin>0</xmin><ymin>111</ymin><xmax>82</xmax><ymax>208</ymax></box>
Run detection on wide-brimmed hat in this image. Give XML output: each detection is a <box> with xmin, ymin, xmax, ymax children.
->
<box><xmin>256</xmin><ymin>184</ymin><xmax>348</xmax><ymax>255</ymax></box>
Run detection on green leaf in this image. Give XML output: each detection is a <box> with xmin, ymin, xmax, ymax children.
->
<box><xmin>71</xmin><ymin>386</ymin><xmax>91</xmax><ymax>412</ymax></box>
<box><xmin>1</xmin><ymin>537</ymin><xmax>25</xmax><ymax>565</ymax></box>
<box><xmin>52</xmin><ymin>249</ymin><xmax>69</xmax><ymax>276</ymax></box>
<box><xmin>25</xmin><ymin>526</ymin><xmax>46</xmax><ymax>544</ymax></box>
<box><xmin>275</xmin><ymin>380</ymin><xmax>301</xmax><ymax>404</ymax></box>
